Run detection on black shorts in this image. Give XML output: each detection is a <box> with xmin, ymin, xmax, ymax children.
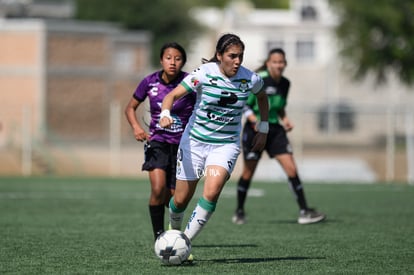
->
<box><xmin>142</xmin><ymin>140</ymin><xmax>179</xmax><ymax>189</ymax></box>
<box><xmin>242</xmin><ymin>121</ymin><xmax>292</xmax><ymax>161</ymax></box>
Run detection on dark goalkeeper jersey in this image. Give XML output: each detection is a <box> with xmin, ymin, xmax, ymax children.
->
<box><xmin>245</xmin><ymin>70</ymin><xmax>290</xmax><ymax>124</ymax></box>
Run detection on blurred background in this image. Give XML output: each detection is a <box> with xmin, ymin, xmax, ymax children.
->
<box><xmin>1</xmin><ymin>0</ymin><xmax>413</xmax><ymax>183</ymax></box>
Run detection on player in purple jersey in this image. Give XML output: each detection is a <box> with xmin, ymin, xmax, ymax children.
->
<box><xmin>125</xmin><ymin>42</ymin><xmax>196</xmax><ymax>241</ymax></box>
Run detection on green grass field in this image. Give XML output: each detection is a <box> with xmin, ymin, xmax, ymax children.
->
<box><xmin>1</xmin><ymin>176</ymin><xmax>413</xmax><ymax>274</ymax></box>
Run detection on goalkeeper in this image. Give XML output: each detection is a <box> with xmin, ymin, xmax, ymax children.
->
<box><xmin>232</xmin><ymin>48</ymin><xmax>326</xmax><ymax>225</ymax></box>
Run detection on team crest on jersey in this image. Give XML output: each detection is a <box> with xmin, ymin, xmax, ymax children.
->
<box><xmin>239</xmin><ymin>79</ymin><xmax>249</xmax><ymax>93</ymax></box>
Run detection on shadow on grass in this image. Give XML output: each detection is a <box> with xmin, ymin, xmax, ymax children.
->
<box><xmin>199</xmin><ymin>256</ymin><xmax>325</xmax><ymax>264</ymax></box>
<box><xmin>267</xmin><ymin>218</ymin><xmax>333</xmax><ymax>224</ymax></box>
<box><xmin>190</xmin><ymin>244</ymin><xmax>325</xmax><ymax>265</ymax></box>
<box><xmin>158</xmin><ymin>256</ymin><xmax>325</xmax><ymax>268</ymax></box>
<box><xmin>193</xmin><ymin>244</ymin><xmax>258</xmax><ymax>248</ymax></box>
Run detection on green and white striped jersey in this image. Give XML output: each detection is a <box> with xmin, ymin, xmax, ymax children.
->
<box><xmin>181</xmin><ymin>62</ymin><xmax>264</xmax><ymax>145</ymax></box>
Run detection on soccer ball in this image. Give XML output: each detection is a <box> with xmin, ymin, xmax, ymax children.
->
<box><xmin>154</xmin><ymin>230</ymin><xmax>191</xmax><ymax>265</ymax></box>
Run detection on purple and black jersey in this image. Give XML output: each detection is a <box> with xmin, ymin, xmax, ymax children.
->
<box><xmin>133</xmin><ymin>70</ymin><xmax>195</xmax><ymax>144</ymax></box>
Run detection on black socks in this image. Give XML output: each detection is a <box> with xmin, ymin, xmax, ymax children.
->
<box><xmin>149</xmin><ymin>204</ymin><xmax>165</xmax><ymax>240</ymax></box>
<box><xmin>288</xmin><ymin>176</ymin><xmax>308</xmax><ymax>210</ymax></box>
<box><xmin>236</xmin><ymin>178</ymin><xmax>251</xmax><ymax>210</ymax></box>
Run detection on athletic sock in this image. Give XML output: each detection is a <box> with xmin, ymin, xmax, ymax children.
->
<box><xmin>169</xmin><ymin>197</ymin><xmax>185</xmax><ymax>230</ymax></box>
<box><xmin>237</xmin><ymin>177</ymin><xmax>251</xmax><ymax>211</ymax></box>
<box><xmin>184</xmin><ymin>197</ymin><xmax>216</xmax><ymax>241</ymax></box>
<box><xmin>149</xmin><ymin>204</ymin><xmax>165</xmax><ymax>240</ymax></box>
<box><xmin>288</xmin><ymin>176</ymin><xmax>308</xmax><ymax>210</ymax></box>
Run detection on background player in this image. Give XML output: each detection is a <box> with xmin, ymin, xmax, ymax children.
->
<box><xmin>232</xmin><ymin>48</ymin><xmax>326</xmax><ymax>225</ymax></box>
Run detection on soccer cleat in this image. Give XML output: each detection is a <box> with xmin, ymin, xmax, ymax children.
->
<box><xmin>154</xmin><ymin>230</ymin><xmax>164</xmax><ymax>241</ymax></box>
<box><xmin>187</xmin><ymin>253</ymin><xmax>194</xmax><ymax>262</ymax></box>
<box><xmin>298</xmin><ymin>208</ymin><xmax>326</xmax><ymax>224</ymax></box>
<box><xmin>232</xmin><ymin>209</ymin><xmax>246</xmax><ymax>225</ymax></box>
<box><xmin>181</xmin><ymin>253</ymin><xmax>194</xmax><ymax>264</ymax></box>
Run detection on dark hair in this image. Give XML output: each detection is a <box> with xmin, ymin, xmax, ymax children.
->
<box><xmin>255</xmin><ymin>48</ymin><xmax>287</xmax><ymax>72</ymax></box>
<box><xmin>203</xmin><ymin>33</ymin><xmax>245</xmax><ymax>63</ymax></box>
<box><xmin>160</xmin><ymin>42</ymin><xmax>187</xmax><ymax>66</ymax></box>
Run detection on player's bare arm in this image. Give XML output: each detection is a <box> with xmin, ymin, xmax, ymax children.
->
<box><xmin>124</xmin><ymin>98</ymin><xmax>149</xmax><ymax>141</ymax></box>
<box><xmin>251</xmin><ymin>90</ymin><xmax>269</xmax><ymax>152</ymax></box>
<box><xmin>279</xmin><ymin>109</ymin><xmax>294</xmax><ymax>132</ymax></box>
<box><xmin>159</xmin><ymin>84</ymin><xmax>188</xmax><ymax>128</ymax></box>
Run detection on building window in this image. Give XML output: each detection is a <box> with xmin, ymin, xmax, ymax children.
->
<box><xmin>296</xmin><ymin>39</ymin><xmax>314</xmax><ymax>62</ymax></box>
<box><xmin>317</xmin><ymin>102</ymin><xmax>355</xmax><ymax>132</ymax></box>
<box><xmin>114</xmin><ymin>48</ymin><xmax>135</xmax><ymax>73</ymax></box>
<box><xmin>267</xmin><ymin>40</ymin><xmax>285</xmax><ymax>52</ymax></box>
<box><xmin>300</xmin><ymin>0</ymin><xmax>318</xmax><ymax>21</ymax></box>
<box><xmin>301</xmin><ymin>5</ymin><xmax>318</xmax><ymax>21</ymax></box>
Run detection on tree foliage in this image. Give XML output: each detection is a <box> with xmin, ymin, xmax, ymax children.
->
<box><xmin>75</xmin><ymin>0</ymin><xmax>289</xmax><ymax>66</ymax></box>
<box><xmin>329</xmin><ymin>0</ymin><xmax>414</xmax><ymax>86</ymax></box>
<box><xmin>75</xmin><ymin>0</ymin><xmax>203</xmax><ymax>66</ymax></box>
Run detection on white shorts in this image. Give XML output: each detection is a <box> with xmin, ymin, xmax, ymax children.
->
<box><xmin>176</xmin><ymin>138</ymin><xmax>240</xmax><ymax>181</ymax></box>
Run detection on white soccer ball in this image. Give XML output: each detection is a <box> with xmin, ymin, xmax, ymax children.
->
<box><xmin>154</xmin><ymin>230</ymin><xmax>191</xmax><ymax>265</ymax></box>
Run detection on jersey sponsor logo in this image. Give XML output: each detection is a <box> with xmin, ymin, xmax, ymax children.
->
<box><xmin>265</xmin><ymin>86</ymin><xmax>277</xmax><ymax>95</ymax></box>
<box><xmin>155</xmin><ymin>121</ymin><xmax>184</xmax><ymax>133</ymax></box>
<box><xmin>207</xmin><ymin>112</ymin><xmax>234</xmax><ymax>123</ymax></box>
<box><xmin>218</xmin><ymin>91</ymin><xmax>238</xmax><ymax>107</ymax></box>
<box><xmin>149</xmin><ymin>82</ymin><xmax>159</xmax><ymax>96</ymax></box>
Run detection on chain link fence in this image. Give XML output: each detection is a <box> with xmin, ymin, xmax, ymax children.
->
<box><xmin>0</xmin><ymin>102</ymin><xmax>413</xmax><ymax>184</ymax></box>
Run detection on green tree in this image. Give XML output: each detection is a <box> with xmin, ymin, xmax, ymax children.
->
<box><xmin>75</xmin><ymin>0</ymin><xmax>289</xmax><ymax>66</ymax></box>
<box><xmin>75</xmin><ymin>0</ymin><xmax>203</xmax><ymax>66</ymax></box>
<box><xmin>253</xmin><ymin>0</ymin><xmax>289</xmax><ymax>9</ymax></box>
<box><xmin>329</xmin><ymin>0</ymin><xmax>414</xmax><ymax>85</ymax></box>
<box><xmin>195</xmin><ymin>0</ymin><xmax>289</xmax><ymax>9</ymax></box>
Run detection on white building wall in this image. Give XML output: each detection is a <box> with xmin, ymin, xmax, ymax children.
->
<box><xmin>188</xmin><ymin>0</ymin><xmax>414</xmax><ymax>112</ymax></box>
<box><xmin>187</xmin><ymin>0</ymin><xmax>414</xmax><ymax>182</ymax></box>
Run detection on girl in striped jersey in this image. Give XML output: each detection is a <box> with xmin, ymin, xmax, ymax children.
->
<box><xmin>159</xmin><ymin>34</ymin><xmax>269</xmax><ymax>248</ymax></box>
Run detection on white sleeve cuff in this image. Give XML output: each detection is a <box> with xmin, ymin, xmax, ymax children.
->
<box><xmin>243</xmin><ymin>109</ymin><xmax>253</xmax><ymax>118</ymax></box>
